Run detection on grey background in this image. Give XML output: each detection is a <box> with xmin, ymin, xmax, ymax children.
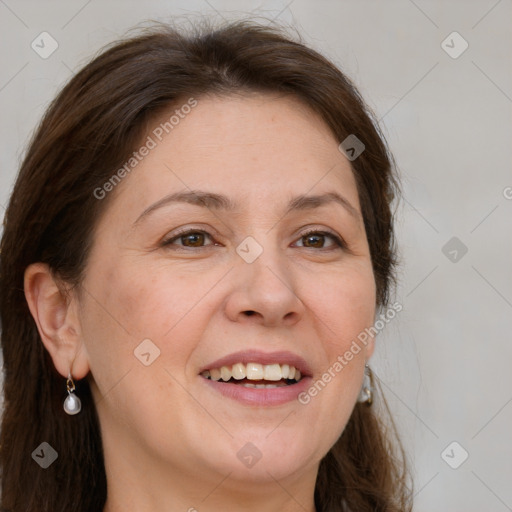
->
<box><xmin>1</xmin><ymin>1</ymin><xmax>511</xmax><ymax>510</ymax></box>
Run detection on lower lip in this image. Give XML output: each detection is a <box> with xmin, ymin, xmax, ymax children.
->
<box><xmin>201</xmin><ymin>376</ymin><xmax>312</xmax><ymax>406</ymax></box>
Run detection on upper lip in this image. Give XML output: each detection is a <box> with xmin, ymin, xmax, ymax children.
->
<box><xmin>200</xmin><ymin>350</ymin><xmax>312</xmax><ymax>377</ymax></box>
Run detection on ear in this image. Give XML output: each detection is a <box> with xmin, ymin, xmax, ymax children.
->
<box><xmin>364</xmin><ymin>336</ymin><xmax>376</xmax><ymax>361</ymax></box>
<box><xmin>364</xmin><ymin>307</ymin><xmax>379</xmax><ymax>362</ymax></box>
<box><xmin>24</xmin><ymin>262</ymin><xmax>90</xmax><ymax>380</ymax></box>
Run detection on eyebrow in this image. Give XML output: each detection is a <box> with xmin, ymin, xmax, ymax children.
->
<box><xmin>133</xmin><ymin>190</ymin><xmax>360</xmax><ymax>225</ymax></box>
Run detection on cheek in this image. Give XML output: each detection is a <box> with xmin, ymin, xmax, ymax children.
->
<box><xmin>87</xmin><ymin>259</ymin><xmax>197</xmax><ymax>338</ymax></box>
<box><xmin>297</xmin><ymin>262</ymin><xmax>375</xmax><ymax>440</ymax></box>
<box><xmin>79</xmin><ymin>260</ymin><xmax>224</xmax><ymax>379</ymax></box>
<box><xmin>307</xmin><ymin>261</ymin><xmax>376</xmax><ymax>350</ymax></box>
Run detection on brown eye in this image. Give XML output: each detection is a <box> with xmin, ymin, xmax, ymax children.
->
<box><xmin>303</xmin><ymin>233</ymin><xmax>325</xmax><ymax>248</ymax></box>
<box><xmin>163</xmin><ymin>230</ymin><xmax>214</xmax><ymax>248</ymax></box>
<box><xmin>294</xmin><ymin>230</ymin><xmax>344</xmax><ymax>250</ymax></box>
<box><xmin>181</xmin><ymin>232</ymin><xmax>206</xmax><ymax>247</ymax></box>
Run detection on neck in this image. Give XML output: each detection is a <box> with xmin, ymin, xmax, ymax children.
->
<box><xmin>103</xmin><ymin>463</ymin><xmax>318</xmax><ymax>512</ymax></box>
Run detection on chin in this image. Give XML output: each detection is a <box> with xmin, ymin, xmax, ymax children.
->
<box><xmin>218</xmin><ymin>454</ymin><xmax>315</xmax><ymax>485</ymax></box>
<box><xmin>210</xmin><ymin>430</ymin><xmax>321</xmax><ymax>483</ymax></box>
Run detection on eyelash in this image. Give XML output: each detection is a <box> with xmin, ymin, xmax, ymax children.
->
<box><xmin>161</xmin><ymin>228</ymin><xmax>346</xmax><ymax>251</ymax></box>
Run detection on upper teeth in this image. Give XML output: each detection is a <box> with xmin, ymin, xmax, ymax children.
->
<box><xmin>201</xmin><ymin>363</ymin><xmax>302</xmax><ymax>382</ymax></box>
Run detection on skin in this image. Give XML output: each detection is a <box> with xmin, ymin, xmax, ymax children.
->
<box><xmin>25</xmin><ymin>93</ymin><xmax>377</xmax><ymax>512</ymax></box>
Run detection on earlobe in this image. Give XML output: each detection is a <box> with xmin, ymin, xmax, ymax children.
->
<box><xmin>24</xmin><ymin>262</ymin><xmax>90</xmax><ymax>379</ymax></box>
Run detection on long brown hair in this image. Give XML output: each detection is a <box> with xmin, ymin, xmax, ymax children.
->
<box><xmin>0</xmin><ymin>20</ymin><xmax>412</xmax><ymax>511</ymax></box>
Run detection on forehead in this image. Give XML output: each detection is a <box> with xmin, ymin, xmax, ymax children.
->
<box><xmin>105</xmin><ymin>93</ymin><xmax>361</xmax><ymax>221</ymax></box>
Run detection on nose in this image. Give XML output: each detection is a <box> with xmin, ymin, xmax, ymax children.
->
<box><xmin>223</xmin><ymin>245</ymin><xmax>306</xmax><ymax>328</ymax></box>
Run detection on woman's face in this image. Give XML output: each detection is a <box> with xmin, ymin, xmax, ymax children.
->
<box><xmin>77</xmin><ymin>93</ymin><xmax>376</xmax><ymax>486</ymax></box>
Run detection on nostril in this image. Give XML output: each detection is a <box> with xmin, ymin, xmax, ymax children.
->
<box><xmin>244</xmin><ymin>310</ymin><xmax>256</xmax><ymax>316</ymax></box>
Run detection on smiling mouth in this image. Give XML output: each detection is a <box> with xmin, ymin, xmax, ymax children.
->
<box><xmin>201</xmin><ymin>362</ymin><xmax>303</xmax><ymax>388</ymax></box>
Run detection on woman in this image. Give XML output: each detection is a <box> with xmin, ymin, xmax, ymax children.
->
<box><xmin>0</xmin><ymin>20</ymin><xmax>412</xmax><ymax>512</ymax></box>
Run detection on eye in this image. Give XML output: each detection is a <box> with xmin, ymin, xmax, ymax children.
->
<box><xmin>162</xmin><ymin>229</ymin><xmax>216</xmax><ymax>249</ymax></box>
<box><xmin>293</xmin><ymin>229</ymin><xmax>345</xmax><ymax>250</ymax></box>
<box><xmin>161</xmin><ymin>228</ymin><xmax>345</xmax><ymax>251</ymax></box>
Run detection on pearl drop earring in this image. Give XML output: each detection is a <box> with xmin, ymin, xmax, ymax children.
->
<box><xmin>357</xmin><ymin>364</ymin><xmax>374</xmax><ymax>406</ymax></box>
<box><xmin>63</xmin><ymin>373</ymin><xmax>82</xmax><ymax>415</ymax></box>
